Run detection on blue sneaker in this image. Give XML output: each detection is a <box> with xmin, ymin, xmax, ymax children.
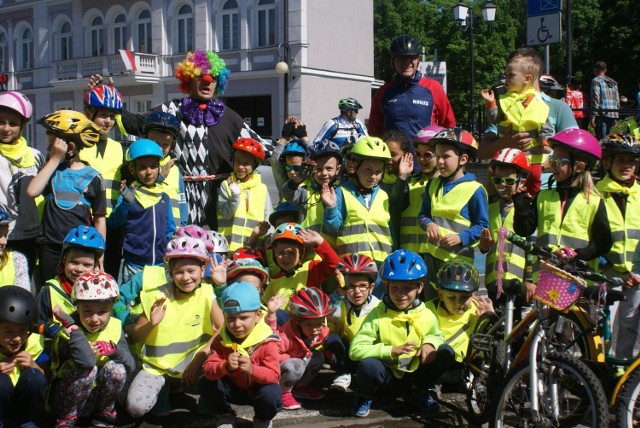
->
<box><xmin>351</xmin><ymin>396</ymin><xmax>372</xmax><ymax>417</ymax></box>
<box><xmin>402</xmin><ymin>389</ymin><xmax>439</xmax><ymax>413</ymax></box>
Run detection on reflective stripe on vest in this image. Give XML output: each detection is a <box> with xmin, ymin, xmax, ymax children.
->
<box><xmin>50</xmin><ymin>167</ymin><xmax>100</xmax><ymax>210</ymax></box>
<box><xmin>46</xmin><ymin>278</ymin><xmax>77</xmax><ymax>320</ymax></box>
<box><xmin>337</xmin><ymin>189</ymin><xmax>392</xmax><ymax>263</ymax></box>
<box><xmin>433</xmin><ymin>301</ymin><xmax>476</xmax><ymax>363</ymax></box>
<box><xmin>425</xmin><ymin>180</ymin><xmax>484</xmax><ymax>263</ymax></box>
<box><xmin>0</xmin><ymin>252</ymin><xmax>16</xmax><ymax>285</ymax></box>
<box><xmin>0</xmin><ymin>333</ymin><xmax>43</xmax><ymax>385</ymax></box>
<box><xmin>79</xmin><ymin>138</ymin><xmax>123</xmax><ymax>216</ymax></box>
<box><xmin>218</xmin><ymin>181</ymin><xmax>268</xmax><ymax>252</ymax></box>
<box><xmin>159</xmin><ymin>159</ymin><xmax>183</xmax><ymax>225</ymax></box>
<box><xmin>261</xmin><ymin>264</ymin><xmax>311</xmax><ymax>308</ymax></box>
<box><xmin>536</xmin><ymin>189</ymin><xmax>601</xmax><ymax>270</ymax></box>
<box><xmin>139</xmin><ymin>282</ymin><xmax>213</xmax><ymax>377</ymax></box>
<box><xmin>497</xmin><ymin>92</ymin><xmax>549</xmax><ymax>164</ymax></box>
<box><xmin>400</xmin><ymin>176</ymin><xmax>430</xmax><ymax>253</ymax></box>
<box><xmin>300</xmin><ymin>180</ymin><xmax>337</xmax><ymax>247</ymax></box>
<box><xmin>337</xmin><ymin>299</ymin><xmax>379</xmax><ymax>342</ymax></box>
<box><xmin>485</xmin><ymin>202</ymin><xmax>526</xmax><ymax>288</ymax></box>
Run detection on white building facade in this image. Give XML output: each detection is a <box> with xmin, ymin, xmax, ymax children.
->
<box><xmin>0</xmin><ymin>0</ymin><xmax>374</xmax><ymax>152</ymax></box>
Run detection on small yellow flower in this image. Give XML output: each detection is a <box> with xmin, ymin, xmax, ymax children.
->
<box><xmin>547</xmin><ymin>289</ymin><xmax>560</xmax><ymax>302</ymax></box>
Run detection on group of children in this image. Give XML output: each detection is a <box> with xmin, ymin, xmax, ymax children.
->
<box><xmin>1</xmin><ymin>52</ymin><xmax>640</xmax><ymax>428</ymax></box>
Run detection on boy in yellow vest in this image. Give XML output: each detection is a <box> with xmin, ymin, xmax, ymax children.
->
<box><xmin>218</xmin><ymin>138</ymin><xmax>272</xmax><ymax>253</ymax></box>
<box><xmin>326</xmin><ymin>254</ymin><xmax>380</xmax><ymax>393</ymax></box>
<box><xmin>49</xmin><ymin>272</ymin><xmax>134</xmax><ymax>428</ymax></box>
<box><xmin>0</xmin><ymin>286</ymin><xmax>47</xmax><ymax>428</ymax></box>
<box><xmin>418</xmin><ymin>128</ymin><xmax>489</xmax><ymax>300</ymax></box>
<box><xmin>0</xmin><ymin>209</ymin><xmax>30</xmax><ymax>291</ymax></box>
<box><xmin>202</xmin><ymin>282</ymin><xmax>282</xmax><ymax>428</ymax></box>
<box><xmin>426</xmin><ymin>260</ymin><xmax>493</xmax><ymax>390</ymax></box>
<box><xmin>349</xmin><ymin>249</ymin><xmax>452</xmax><ymax>417</ymax></box>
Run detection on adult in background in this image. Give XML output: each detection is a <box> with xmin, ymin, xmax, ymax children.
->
<box><xmin>368</xmin><ymin>34</ymin><xmax>455</xmax><ymax>145</ymax></box>
<box><xmin>591</xmin><ymin>60</ymin><xmax>620</xmax><ymax>140</ymax></box>
<box><xmin>313</xmin><ymin>98</ymin><xmax>368</xmax><ymax>148</ymax></box>
<box><xmin>91</xmin><ymin>50</ymin><xmax>271</xmax><ymax>229</ymax></box>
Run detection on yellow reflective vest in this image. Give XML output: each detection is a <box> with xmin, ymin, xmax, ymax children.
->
<box><xmin>596</xmin><ymin>176</ymin><xmax>640</xmax><ymax>273</ymax></box>
<box><xmin>335</xmin><ymin>298</ymin><xmax>380</xmax><ymax>342</ymax></box>
<box><xmin>79</xmin><ymin>137</ymin><xmax>124</xmax><ymax>216</ymax></box>
<box><xmin>44</xmin><ymin>278</ymin><xmax>76</xmax><ymax>321</ymax></box>
<box><xmin>0</xmin><ymin>333</ymin><xmax>44</xmax><ymax>385</ymax></box>
<box><xmin>485</xmin><ymin>201</ymin><xmax>526</xmax><ymax>288</ymax></box>
<box><xmin>261</xmin><ymin>264</ymin><xmax>311</xmax><ymax>308</ymax></box>
<box><xmin>400</xmin><ymin>175</ymin><xmax>431</xmax><ymax>253</ymax></box>
<box><xmin>300</xmin><ymin>179</ymin><xmax>336</xmax><ymax>247</ymax></box>
<box><xmin>425</xmin><ymin>179</ymin><xmax>485</xmax><ymax>263</ymax></box>
<box><xmin>336</xmin><ymin>188</ymin><xmax>393</xmax><ymax>263</ymax></box>
<box><xmin>0</xmin><ymin>251</ymin><xmax>15</xmax><ymax>285</ymax></box>
<box><xmin>138</xmin><ymin>282</ymin><xmax>213</xmax><ymax>377</ymax></box>
<box><xmin>159</xmin><ymin>157</ymin><xmax>184</xmax><ymax>226</ymax></box>
<box><xmin>427</xmin><ymin>300</ymin><xmax>477</xmax><ymax>363</ymax></box>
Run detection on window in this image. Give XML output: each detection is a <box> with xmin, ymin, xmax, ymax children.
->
<box><xmin>89</xmin><ymin>16</ymin><xmax>104</xmax><ymax>56</ymax></box>
<box><xmin>0</xmin><ymin>32</ymin><xmax>7</xmax><ymax>72</ymax></box>
<box><xmin>176</xmin><ymin>4</ymin><xmax>193</xmax><ymax>54</ymax></box>
<box><xmin>135</xmin><ymin>9</ymin><xmax>152</xmax><ymax>53</ymax></box>
<box><xmin>59</xmin><ymin>21</ymin><xmax>72</xmax><ymax>60</ymax></box>
<box><xmin>18</xmin><ymin>27</ymin><xmax>32</xmax><ymax>70</ymax></box>
<box><xmin>113</xmin><ymin>14</ymin><xmax>127</xmax><ymax>52</ymax></box>
<box><xmin>257</xmin><ymin>0</ymin><xmax>276</xmax><ymax>47</ymax></box>
<box><xmin>221</xmin><ymin>0</ymin><xmax>239</xmax><ymax>50</ymax></box>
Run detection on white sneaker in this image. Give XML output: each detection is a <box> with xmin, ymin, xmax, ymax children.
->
<box><xmin>330</xmin><ymin>373</ymin><xmax>352</xmax><ymax>392</ymax></box>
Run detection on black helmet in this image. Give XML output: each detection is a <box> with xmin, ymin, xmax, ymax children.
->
<box><xmin>309</xmin><ymin>139</ymin><xmax>342</xmax><ymax>162</ymax></box>
<box><xmin>389</xmin><ymin>34</ymin><xmax>422</xmax><ymax>58</ymax></box>
<box><xmin>144</xmin><ymin>111</ymin><xmax>181</xmax><ymax>139</ymax></box>
<box><xmin>437</xmin><ymin>260</ymin><xmax>479</xmax><ymax>293</ymax></box>
<box><xmin>338</xmin><ymin>98</ymin><xmax>363</xmax><ymax>112</ymax></box>
<box><xmin>0</xmin><ymin>286</ymin><xmax>38</xmax><ymax>330</ymax></box>
<box><xmin>601</xmin><ymin>132</ymin><xmax>640</xmax><ymax>157</ymax></box>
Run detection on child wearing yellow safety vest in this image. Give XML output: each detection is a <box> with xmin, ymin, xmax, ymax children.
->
<box><xmin>0</xmin><ymin>210</ymin><xmax>30</xmax><ymax>291</ymax></box>
<box><xmin>125</xmin><ymin>236</ymin><xmax>221</xmax><ymax>418</ymax></box>
<box><xmin>218</xmin><ymin>138</ymin><xmax>272</xmax><ymax>253</ymax></box>
<box><xmin>326</xmin><ymin>254</ymin><xmax>380</xmax><ymax>393</ymax></box>
<box><xmin>143</xmin><ymin>111</ymin><xmax>189</xmax><ymax>227</ymax></box>
<box><xmin>389</xmin><ymin>126</ymin><xmax>443</xmax><ymax>255</ymax></box>
<box><xmin>349</xmin><ymin>250</ymin><xmax>452</xmax><ymax>418</ymax></box>
<box><xmin>322</xmin><ymin>136</ymin><xmax>393</xmax><ymax>296</ymax></box>
<box><xmin>418</xmin><ymin>128</ymin><xmax>489</xmax><ymax>299</ymax></box>
<box><xmin>48</xmin><ymin>272</ymin><xmax>134</xmax><ymax>428</ymax></box>
<box><xmin>203</xmin><ymin>282</ymin><xmax>282</xmax><ymax>428</ymax></box>
<box><xmin>513</xmin><ymin>129</ymin><xmax>612</xmax><ymax>273</ymax></box>
<box><xmin>596</xmin><ymin>133</ymin><xmax>640</xmax><ymax>360</ymax></box>
<box><xmin>0</xmin><ymin>287</ymin><xmax>47</xmax><ymax>428</ymax></box>
<box><xmin>426</xmin><ymin>260</ymin><xmax>494</xmax><ymax>389</ymax></box>
<box><xmin>108</xmin><ymin>139</ymin><xmax>176</xmax><ymax>283</ymax></box>
<box><xmin>37</xmin><ymin>226</ymin><xmax>105</xmax><ymax>339</ymax></box>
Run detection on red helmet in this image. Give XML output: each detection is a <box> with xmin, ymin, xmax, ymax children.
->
<box><xmin>289</xmin><ymin>287</ymin><xmax>334</xmax><ymax>319</ymax></box>
<box><xmin>337</xmin><ymin>254</ymin><xmax>378</xmax><ymax>280</ymax></box>
<box><xmin>232</xmin><ymin>137</ymin><xmax>265</xmax><ymax>161</ymax></box>
<box><xmin>227</xmin><ymin>258</ymin><xmax>269</xmax><ymax>285</ymax></box>
<box><xmin>490</xmin><ymin>148</ymin><xmax>531</xmax><ymax>177</ymax></box>
<box><xmin>232</xmin><ymin>246</ymin><xmax>265</xmax><ymax>262</ymax></box>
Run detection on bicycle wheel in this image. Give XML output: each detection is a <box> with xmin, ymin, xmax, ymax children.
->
<box><xmin>545</xmin><ymin>307</ymin><xmax>593</xmax><ymax>360</ymax></box>
<box><xmin>493</xmin><ymin>351</ymin><xmax>609</xmax><ymax>428</ymax></box>
<box><xmin>466</xmin><ymin>312</ymin><xmax>503</xmax><ymax>424</ymax></box>
<box><xmin>615</xmin><ymin>367</ymin><xmax>640</xmax><ymax>428</ymax></box>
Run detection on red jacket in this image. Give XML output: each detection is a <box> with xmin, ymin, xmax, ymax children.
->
<box><xmin>203</xmin><ymin>332</ymin><xmax>281</xmax><ymax>391</ymax></box>
<box><xmin>267</xmin><ymin>316</ymin><xmax>330</xmax><ymax>363</ymax></box>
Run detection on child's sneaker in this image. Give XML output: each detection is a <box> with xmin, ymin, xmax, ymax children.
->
<box><xmin>253</xmin><ymin>417</ymin><xmax>273</xmax><ymax>428</ymax></box>
<box><xmin>402</xmin><ymin>389</ymin><xmax>439</xmax><ymax>413</ymax></box>
<box><xmin>281</xmin><ymin>390</ymin><xmax>301</xmax><ymax>410</ymax></box>
<box><xmin>292</xmin><ymin>385</ymin><xmax>325</xmax><ymax>400</ymax></box>
<box><xmin>91</xmin><ymin>408</ymin><xmax>117</xmax><ymax>427</ymax></box>
<box><xmin>54</xmin><ymin>415</ymin><xmax>77</xmax><ymax>428</ymax></box>
<box><xmin>351</xmin><ymin>396</ymin><xmax>372</xmax><ymax>417</ymax></box>
<box><xmin>330</xmin><ymin>373</ymin><xmax>351</xmax><ymax>392</ymax></box>
<box><xmin>215</xmin><ymin>413</ymin><xmax>236</xmax><ymax>428</ymax></box>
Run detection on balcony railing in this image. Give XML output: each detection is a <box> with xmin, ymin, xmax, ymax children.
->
<box><xmin>52</xmin><ymin>52</ymin><xmax>160</xmax><ymax>81</ymax></box>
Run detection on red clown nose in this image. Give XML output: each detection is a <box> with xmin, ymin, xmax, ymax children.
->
<box><xmin>201</xmin><ymin>75</ymin><xmax>213</xmax><ymax>84</ymax></box>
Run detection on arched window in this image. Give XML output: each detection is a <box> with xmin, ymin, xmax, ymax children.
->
<box><xmin>18</xmin><ymin>27</ymin><xmax>33</xmax><ymax>70</ymax></box>
<box><xmin>221</xmin><ymin>0</ymin><xmax>239</xmax><ymax>50</ymax></box>
<box><xmin>0</xmin><ymin>32</ymin><xmax>7</xmax><ymax>72</ymax></box>
<box><xmin>59</xmin><ymin>21</ymin><xmax>73</xmax><ymax>60</ymax></box>
<box><xmin>176</xmin><ymin>4</ymin><xmax>193</xmax><ymax>54</ymax></box>
<box><xmin>113</xmin><ymin>13</ymin><xmax>127</xmax><ymax>52</ymax></box>
<box><xmin>257</xmin><ymin>0</ymin><xmax>276</xmax><ymax>47</ymax></box>
<box><xmin>89</xmin><ymin>16</ymin><xmax>104</xmax><ymax>56</ymax></box>
<box><xmin>135</xmin><ymin>9</ymin><xmax>152</xmax><ymax>53</ymax></box>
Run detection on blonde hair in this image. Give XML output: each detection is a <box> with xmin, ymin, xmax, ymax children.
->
<box><xmin>573</xmin><ymin>170</ymin><xmax>601</xmax><ymax>203</ymax></box>
<box><xmin>509</xmin><ymin>56</ymin><xmax>540</xmax><ymax>82</ymax></box>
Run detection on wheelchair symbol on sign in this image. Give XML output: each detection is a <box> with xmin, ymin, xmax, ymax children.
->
<box><xmin>537</xmin><ymin>17</ymin><xmax>551</xmax><ymax>43</ymax></box>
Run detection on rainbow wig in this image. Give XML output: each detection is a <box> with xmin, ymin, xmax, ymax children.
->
<box><xmin>175</xmin><ymin>50</ymin><xmax>231</xmax><ymax>95</ymax></box>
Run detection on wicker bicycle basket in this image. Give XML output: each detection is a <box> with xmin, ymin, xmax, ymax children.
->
<box><xmin>534</xmin><ymin>260</ymin><xmax>587</xmax><ymax>311</ymax></box>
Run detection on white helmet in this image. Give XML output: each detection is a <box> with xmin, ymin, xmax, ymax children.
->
<box><xmin>208</xmin><ymin>230</ymin><xmax>229</xmax><ymax>253</ymax></box>
<box><xmin>73</xmin><ymin>271</ymin><xmax>120</xmax><ymax>302</ymax></box>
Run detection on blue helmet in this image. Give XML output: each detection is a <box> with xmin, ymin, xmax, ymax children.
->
<box><xmin>63</xmin><ymin>225</ymin><xmax>106</xmax><ymax>257</ymax></box>
<box><xmin>144</xmin><ymin>111</ymin><xmax>180</xmax><ymax>139</ymax></box>
<box><xmin>269</xmin><ymin>201</ymin><xmax>300</xmax><ymax>227</ymax></box>
<box><xmin>380</xmin><ymin>249</ymin><xmax>427</xmax><ymax>282</ymax></box>
<box><xmin>437</xmin><ymin>260</ymin><xmax>479</xmax><ymax>292</ymax></box>
<box><xmin>279</xmin><ymin>139</ymin><xmax>307</xmax><ymax>164</ymax></box>
<box><xmin>0</xmin><ymin>208</ymin><xmax>12</xmax><ymax>226</ymax></box>
<box><xmin>126</xmin><ymin>138</ymin><xmax>163</xmax><ymax>161</ymax></box>
<box><xmin>84</xmin><ymin>84</ymin><xmax>123</xmax><ymax>113</ymax></box>
<box><xmin>309</xmin><ymin>139</ymin><xmax>342</xmax><ymax>162</ymax></box>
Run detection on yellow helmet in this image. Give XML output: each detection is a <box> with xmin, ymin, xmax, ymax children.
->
<box><xmin>351</xmin><ymin>136</ymin><xmax>391</xmax><ymax>160</ymax></box>
<box><xmin>37</xmin><ymin>110</ymin><xmax>101</xmax><ymax>148</ymax></box>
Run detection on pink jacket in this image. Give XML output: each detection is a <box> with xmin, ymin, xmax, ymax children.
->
<box><xmin>267</xmin><ymin>316</ymin><xmax>329</xmax><ymax>363</ymax></box>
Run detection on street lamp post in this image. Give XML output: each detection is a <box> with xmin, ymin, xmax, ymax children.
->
<box><xmin>453</xmin><ymin>1</ymin><xmax>496</xmax><ymax>136</ymax></box>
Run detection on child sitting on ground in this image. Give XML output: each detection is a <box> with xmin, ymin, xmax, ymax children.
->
<box><xmin>0</xmin><ymin>210</ymin><xmax>30</xmax><ymax>291</ymax></box>
<box><xmin>349</xmin><ymin>249</ymin><xmax>453</xmax><ymax>417</ymax></box>
<box><xmin>49</xmin><ymin>272</ymin><xmax>135</xmax><ymax>428</ymax></box>
<box><xmin>203</xmin><ymin>281</ymin><xmax>282</xmax><ymax>428</ymax></box>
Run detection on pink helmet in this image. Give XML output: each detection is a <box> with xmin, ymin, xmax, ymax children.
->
<box><xmin>175</xmin><ymin>225</ymin><xmax>213</xmax><ymax>252</ymax></box>
<box><xmin>549</xmin><ymin>129</ymin><xmax>602</xmax><ymax>167</ymax></box>
<box><xmin>414</xmin><ymin>125</ymin><xmax>445</xmax><ymax>144</ymax></box>
<box><xmin>0</xmin><ymin>91</ymin><xmax>32</xmax><ymax>121</ymax></box>
<box><xmin>164</xmin><ymin>236</ymin><xmax>210</xmax><ymax>263</ymax></box>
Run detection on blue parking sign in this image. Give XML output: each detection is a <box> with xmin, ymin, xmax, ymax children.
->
<box><xmin>527</xmin><ymin>0</ymin><xmax>561</xmax><ymax>16</ymax></box>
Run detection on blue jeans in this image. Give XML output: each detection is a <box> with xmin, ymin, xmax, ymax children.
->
<box><xmin>0</xmin><ymin>368</ymin><xmax>46</xmax><ymax>426</ymax></box>
<box><xmin>594</xmin><ymin>116</ymin><xmax>616</xmax><ymax>140</ymax></box>
<box><xmin>201</xmin><ymin>377</ymin><xmax>282</xmax><ymax>421</ymax></box>
<box><xmin>323</xmin><ymin>334</ymin><xmax>358</xmax><ymax>374</ymax></box>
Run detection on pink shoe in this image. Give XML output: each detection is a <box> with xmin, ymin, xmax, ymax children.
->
<box><xmin>293</xmin><ymin>385</ymin><xmax>325</xmax><ymax>400</ymax></box>
<box><xmin>282</xmin><ymin>390</ymin><xmax>301</xmax><ymax>410</ymax></box>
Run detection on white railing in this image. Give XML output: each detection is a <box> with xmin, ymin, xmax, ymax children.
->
<box><xmin>52</xmin><ymin>52</ymin><xmax>160</xmax><ymax>81</ymax></box>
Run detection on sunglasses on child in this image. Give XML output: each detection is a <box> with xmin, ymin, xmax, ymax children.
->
<box><xmin>491</xmin><ymin>176</ymin><xmax>521</xmax><ymax>186</ymax></box>
<box><xmin>548</xmin><ymin>156</ymin><xmax>572</xmax><ymax>167</ymax></box>
<box><xmin>284</xmin><ymin>165</ymin><xmax>302</xmax><ymax>172</ymax></box>
<box><xmin>415</xmin><ymin>150</ymin><xmax>434</xmax><ymax>158</ymax></box>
